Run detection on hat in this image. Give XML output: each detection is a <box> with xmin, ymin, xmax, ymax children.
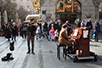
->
<box><xmin>62</xmin><ymin>24</ymin><xmax>67</xmax><ymax>28</ymax></box>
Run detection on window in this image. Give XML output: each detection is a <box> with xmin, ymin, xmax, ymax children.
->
<box><xmin>99</xmin><ymin>12</ymin><xmax>102</xmax><ymax>19</ymax></box>
<box><xmin>99</xmin><ymin>3</ymin><xmax>102</xmax><ymax>19</ymax></box>
<box><xmin>27</xmin><ymin>5</ymin><xmax>29</xmax><ymax>8</ymax></box>
<box><xmin>13</xmin><ymin>0</ymin><xmax>16</xmax><ymax>3</ymax></box>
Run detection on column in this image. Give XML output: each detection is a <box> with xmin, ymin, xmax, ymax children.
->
<box><xmin>16</xmin><ymin>12</ymin><xmax>19</xmax><ymax>23</ymax></box>
<box><xmin>4</xmin><ymin>10</ymin><xmax>8</xmax><ymax>23</ymax></box>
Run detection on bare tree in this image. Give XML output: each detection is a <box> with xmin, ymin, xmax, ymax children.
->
<box><xmin>0</xmin><ymin>0</ymin><xmax>17</xmax><ymax>23</ymax></box>
<box><xmin>17</xmin><ymin>6</ymin><xmax>29</xmax><ymax>22</ymax></box>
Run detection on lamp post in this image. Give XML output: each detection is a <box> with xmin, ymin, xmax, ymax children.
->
<box><xmin>0</xmin><ymin>2</ymin><xmax>1</xmax><ymax>29</ymax></box>
<box><xmin>0</xmin><ymin>12</ymin><xmax>1</xmax><ymax>29</ymax></box>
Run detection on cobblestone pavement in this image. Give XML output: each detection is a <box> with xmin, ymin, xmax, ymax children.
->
<box><xmin>0</xmin><ymin>35</ymin><xmax>102</xmax><ymax>68</ymax></box>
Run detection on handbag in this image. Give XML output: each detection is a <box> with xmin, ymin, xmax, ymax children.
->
<box><xmin>93</xmin><ymin>33</ymin><xmax>95</xmax><ymax>39</ymax></box>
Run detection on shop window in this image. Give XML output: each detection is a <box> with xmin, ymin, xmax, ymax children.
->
<box><xmin>99</xmin><ymin>12</ymin><xmax>102</xmax><ymax>19</ymax></box>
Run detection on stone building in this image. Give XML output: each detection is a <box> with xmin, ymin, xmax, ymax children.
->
<box><xmin>41</xmin><ymin>0</ymin><xmax>102</xmax><ymax>23</ymax></box>
<box><xmin>10</xmin><ymin>0</ymin><xmax>34</xmax><ymax>14</ymax></box>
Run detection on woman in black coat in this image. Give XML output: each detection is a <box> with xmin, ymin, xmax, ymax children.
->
<box><xmin>5</xmin><ymin>24</ymin><xmax>11</xmax><ymax>41</ymax></box>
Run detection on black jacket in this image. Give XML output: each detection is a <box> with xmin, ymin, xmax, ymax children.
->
<box><xmin>54</xmin><ymin>23</ymin><xmax>60</xmax><ymax>31</ymax></box>
<box><xmin>26</xmin><ymin>24</ymin><xmax>36</xmax><ymax>36</ymax></box>
<box><xmin>78</xmin><ymin>22</ymin><xmax>81</xmax><ymax>28</ymax></box>
<box><xmin>12</xmin><ymin>26</ymin><xmax>18</xmax><ymax>36</ymax></box>
<box><xmin>86</xmin><ymin>22</ymin><xmax>93</xmax><ymax>30</ymax></box>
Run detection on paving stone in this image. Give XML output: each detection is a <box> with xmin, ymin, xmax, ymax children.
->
<box><xmin>0</xmin><ymin>36</ymin><xmax>102</xmax><ymax>68</ymax></box>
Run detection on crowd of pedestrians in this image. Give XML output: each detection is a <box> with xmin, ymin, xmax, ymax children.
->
<box><xmin>1</xmin><ymin>18</ymin><xmax>101</xmax><ymax>54</ymax></box>
<box><xmin>2</xmin><ymin>22</ymin><xmax>18</xmax><ymax>41</ymax></box>
<box><xmin>77</xmin><ymin>18</ymin><xmax>100</xmax><ymax>42</ymax></box>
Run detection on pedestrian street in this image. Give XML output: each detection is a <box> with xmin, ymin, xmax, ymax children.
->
<box><xmin>0</xmin><ymin>36</ymin><xmax>102</xmax><ymax>68</ymax></box>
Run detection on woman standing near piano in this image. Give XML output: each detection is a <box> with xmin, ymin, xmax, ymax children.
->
<box><xmin>94</xmin><ymin>20</ymin><xmax>100</xmax><ymax>42</ymax></box>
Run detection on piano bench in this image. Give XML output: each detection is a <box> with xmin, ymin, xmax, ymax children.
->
<box><xmin>57</xmin><ymin>44</ymin><xmax>67</xmax><ymax>60</ymax></box>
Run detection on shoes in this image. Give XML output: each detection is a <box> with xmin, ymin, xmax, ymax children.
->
<box><xmin>90</xmin><ymin>40</ymin><xmax>92</xmax><ymax>42</ymax></box>
<box><xmin>32</xmin><ymin>52</ymin><xmax>35</xmax><ymax>54</ymax></box>
<box><xmin>26</xmin><ymin>51</ymin><xmax>30</xmax><ymax>54</ymax></box>
<box><xmin>48</xmin><ymin>39</ymin><xmax>50</xmax><ymax>41</ymax></box>
<box><xmin>27</xmin><ymin>51</ymin><xmax>35</xmax><ymax>54</ymax></box>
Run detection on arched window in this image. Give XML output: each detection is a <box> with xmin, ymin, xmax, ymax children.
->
<box><xmin>55</xmin><ymin>0</ymin><xmax>81</xmax><ymax>13</ymax></box>
<box><xmin>55</xmin><ymin>0</ymin><xmax>81</xmax><ymax>23</ymax></box>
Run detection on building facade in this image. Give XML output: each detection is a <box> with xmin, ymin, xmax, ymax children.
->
<box><xmin>41</xmin><ymin>0</ymin><xmax>102</xmax><ymax>23</ymax></box>
<box><xmin>11</xmin><ymin>0</ymin><xmax>35</xmax><ymax>14</ymax></box>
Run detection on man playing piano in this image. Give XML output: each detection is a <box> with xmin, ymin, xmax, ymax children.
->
<box><xmin>58</xmin><ymin>24</ymin><xmax>74</xmax><ymax>47</ymax></box>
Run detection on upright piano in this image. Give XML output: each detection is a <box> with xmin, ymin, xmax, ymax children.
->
<box><xmin>71</xmin><ymin>27</ymin><xmax>90</xmax><ymax>57</ymax></box>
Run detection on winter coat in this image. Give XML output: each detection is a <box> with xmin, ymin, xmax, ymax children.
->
<box><xmin>49</xmin><ymin>23</ymin><xmax>55</xmax><ymax>31</ymax></box>
<box><xmin>86</xmin><ymin>21</ymin><xmax>93</xmax><ymax>30</ymax></box>
<box><xmin>54</xmin><ymin>23</ymin><xmax>60</xmax><ymax>32</ymax></box>
<box><xmin>58</xmin><ymin>29</ymin><xmax>73</xmax><ymax>46</ymax></box>
<box><xmin>43</xmin><ymin>23</ymin><xmax>48</xmax><ymax>31</ymax></box>
<box><xmin>12</xmin><ymin>26</ymin><xmax>18</xmax><ymax>36</ymax></box>
<box><xmin>50</xmin><ymin>29</ymin><xmax>55</xmax><ymax>36</ymax></box>
<box><xmin>54</xmin><ymin>31</ymin><xmax>59</xmax><ymax>37</ymax></box>
<box><xmin>5</xmin><ymin>26</ymin><xmax>11</xmax><ymax>38</ymax></box>
<box><xmin>95</xmin><ymin>23</ymin><xmax>100</xmax><ymax>35</ymax></box>
<box><xmin>78</xmin><ymin>22</ymin><xmax>81</xmax><ymax>28</ymax></box>
<box><xmin>26</xmin><ymin>24</ymin><xmax>37</xmax><ymax>36</ymax></box>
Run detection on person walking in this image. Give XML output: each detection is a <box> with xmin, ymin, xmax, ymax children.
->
<box><xmin>2</xmin><ymin>22</ymin><xmax>7</xmax><ymax>36</ymax></box>
<box><xmin>5</xmin><ymin>24</ymin><xmax>11</xmax><ymax>41</ymax></box>
<box><xmin>36</xmin><ymin>23</ymin><xmax>40</xmax><ymax>40</ymax></box>
<box><xmin>42</xmin><ymin>21</ymin><xmax>48</xmax><ymax>38</ymax></box>
<box><xmin>94</xmin><ymin>20</ymin><xmax>100</xmax><ymax>42</ymax></box>
<box><xmin>20</xmin><ymin>24</ymin><xmax>27</xmax><ymax>38</ymax></box>
<box><xmin>38</xmin><ymin>20</ymin><xmax>42</xmax><ymax>38</ymax></box>
<box><xmin>80</xmin><ymin>20</ymin><xmax>86</xmax><ymax>28</ymax></box>
<box><xmin>26</xmin><ymin>18</ymin><xmax>37</xmax><ymax>54</ymax></box>
<box><xmin>11</xmin><ymin>22</ymin><xmax>18</xmax><ymax>41</ymax></box>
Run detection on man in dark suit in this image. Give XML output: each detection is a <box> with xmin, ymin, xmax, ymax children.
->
<box><xmin>86</xmin><ymin>18</ymin><xmax>93</xmax><ymax>40</ymax></box>
<box><xmin>26</xmin><ymin>18</ymin><xmax>37</xmax><ymax>54</ymax></box>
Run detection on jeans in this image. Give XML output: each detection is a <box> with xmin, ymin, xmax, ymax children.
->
<box><xmin>48</xmin><ymin>32</ymin><xmax>51</xmax><ymax>40</ymax></box>
<box><xmin>39</xmin><ymin>30</ymin><xmax>42</xmax><ymax>37</ymax></box>
<box><xmin>90</xmin><ymin>30</ymin><xmax>93</xmax><ymax>39</ymax></box>
<box><xmin>95</xmin><ymin>33</ymin><xmax>99</xmax><ymax>42</ymax></box>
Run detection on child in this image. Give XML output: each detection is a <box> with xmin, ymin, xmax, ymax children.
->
<box><xmin>36</xmin><ymin>23</ymin><xmax>40</xmax><ymax>40</ymax></box>
<box><xmin>50</xmin><ymin>27</ymin><xmax>55</xmax><ymax>41</ymax></box>
<box><xmin>54</xmin><ymin>29</ymin><xmax>59</xmax><ymax>42</ymax></box>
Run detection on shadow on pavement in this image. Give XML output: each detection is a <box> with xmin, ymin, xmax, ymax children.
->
<box><xmin>90</xmin><ymin>44</ymin><xmax>100</xmax><ymax>47</ymax></box>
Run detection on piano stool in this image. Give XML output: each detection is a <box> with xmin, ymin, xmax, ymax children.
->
<box><xmin>57</xmin><ymin>44</ymin><xmax>67</xmax><ymax>60</ymax></box>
